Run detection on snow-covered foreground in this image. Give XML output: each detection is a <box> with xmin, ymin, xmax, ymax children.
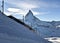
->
<box><xmin>0</xmin><ymin>33</ymin><xmax>40</xmax><ymax>43</ymax></box>
<box><xmin>45</xmin><ymin>37</ymin><xmax>60</xmax><ymax>43</ymax></box>
<box><xmin>0</xmin><ymin>12</ymin><xmax>52</xmax><ymax>43</ymax></box>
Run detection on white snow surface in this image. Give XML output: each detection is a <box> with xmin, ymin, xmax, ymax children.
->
<box><xmin>0</xmin><ymin>12</ymin><xmax>51</xmax><ymax>43</ymax></box>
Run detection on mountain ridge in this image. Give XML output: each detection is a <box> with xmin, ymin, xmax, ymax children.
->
<box><xmin>24</xmin><ymin>10</ymin><xmax>60</xmax><ymax>38</ymax></box>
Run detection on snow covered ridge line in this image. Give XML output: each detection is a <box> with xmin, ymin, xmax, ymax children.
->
<box><xmin>8</xmin><ymin>15</ymin><xmax>35</xmax><ymax>31</ymax></box>
<box><xmin>0</xmin><ymin>33</ymin><xmax>52</xmax><ymax>43</ymax></box>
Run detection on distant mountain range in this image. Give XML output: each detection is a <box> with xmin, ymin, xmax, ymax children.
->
<box><xmin>24</xmin><ymin>10</ymin><xmax>60</xmax><ymax>38</ymax></box>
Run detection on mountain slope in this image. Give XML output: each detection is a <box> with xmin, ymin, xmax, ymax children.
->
<box><xmin>8</xmin><ymin>15</ymin><xmax>34</xmax><ymax>31</ymax></box>
<box><xmin>0</xmin><ymin>11</ymin><xmax>51</xmax><ymax>43</ymax></box>
<box><xmin>25</xmin><ymin>10</ymin><xmax>60</xmax><ymax>38</ymax></box>
<box><xmin>25</xmin><ymin>10</ymin><xmax>52</xmax><ymax>27</ymax></box>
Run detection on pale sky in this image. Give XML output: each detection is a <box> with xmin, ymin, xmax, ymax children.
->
<box><xmin>0</xmin><ymin>0</ymin><xmax>60</xmax><ymax>21</ymax></box>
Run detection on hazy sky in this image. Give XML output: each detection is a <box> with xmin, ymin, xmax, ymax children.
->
<box><xmin>0</xmin><ymin>0</ymin><xmax>60</xmax><ymax>21</ymax></box>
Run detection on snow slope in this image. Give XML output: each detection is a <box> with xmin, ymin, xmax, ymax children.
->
<box><xmin>24</xmin><ymin>10</ymin><xmax>60</xmax><ymax>38</ymax></box>
<box><xmin>0</xmin><ymin>11</ymin><xmax>51</xmax><ymax>43</ymax></box>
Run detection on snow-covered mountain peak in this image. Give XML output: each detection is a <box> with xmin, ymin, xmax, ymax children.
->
<box><xmin>26</xmin><ymin>10</ymin><xmax>33</xmax><ymax>16</ymax></box>
<box><xmin>25</xmin><ymin>10</ymin><xmax>35</xmax><ymax>23</ymax></box>
<box><xmin>25</xmin><ymin>10</ymin><xmax>53</xmax><ymax>27</ymax></box>
<box><xmin>24</xmin><ymin>10</ymin><xmax>60</xmax><ymax>38</ymax></box>
<box><xmin>25</xmin><ymin>10</ymin><xmax>34</xmax><ymax>18</ymax></box>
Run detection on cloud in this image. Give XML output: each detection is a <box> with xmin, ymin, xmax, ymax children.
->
<box><xmin>33</xmin><ymin>11</ymin><xmax>49</xmax><ymax>15</ymax></box>
<box><xmin>7</xmin><ymin>8</ymin><xmax>20</xmax><ymax>13</ymax></box>
<box><xmin>20</xmin><ymin>3</ymin><xmax>38</xmax><ymax>9</ymax></box>
<box><xmin>5</xmin><ymin>0</ymin><xmax>60</xmax><ymax>8</ymax></box>
<box><xmin>4</xmin><ymin>12</ymin><xmax>12</xmax><ymax>16</ymax></box>
<box><xmin>5</xmin><ymin>0</ymin><xmax>60</xmax><ymax>10</ymax></box>
<box><xmin>7</xmin><ymin>8</ymin><xmax>28</xmax><ymax>16</ymax></box>
<box><xmin>7</xmin><ymin>8</ymin><xmax>49</xmax><ymax>16</ymax></box>
<box><xmin>5</xmin><ymin>0</ymin><xmax>38</xmax><ymax>9</ymax></box>
<box><xmin>4</xmin><ymin>0</ymin><xmax>60</xmax><ymax>17</ymax></box>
